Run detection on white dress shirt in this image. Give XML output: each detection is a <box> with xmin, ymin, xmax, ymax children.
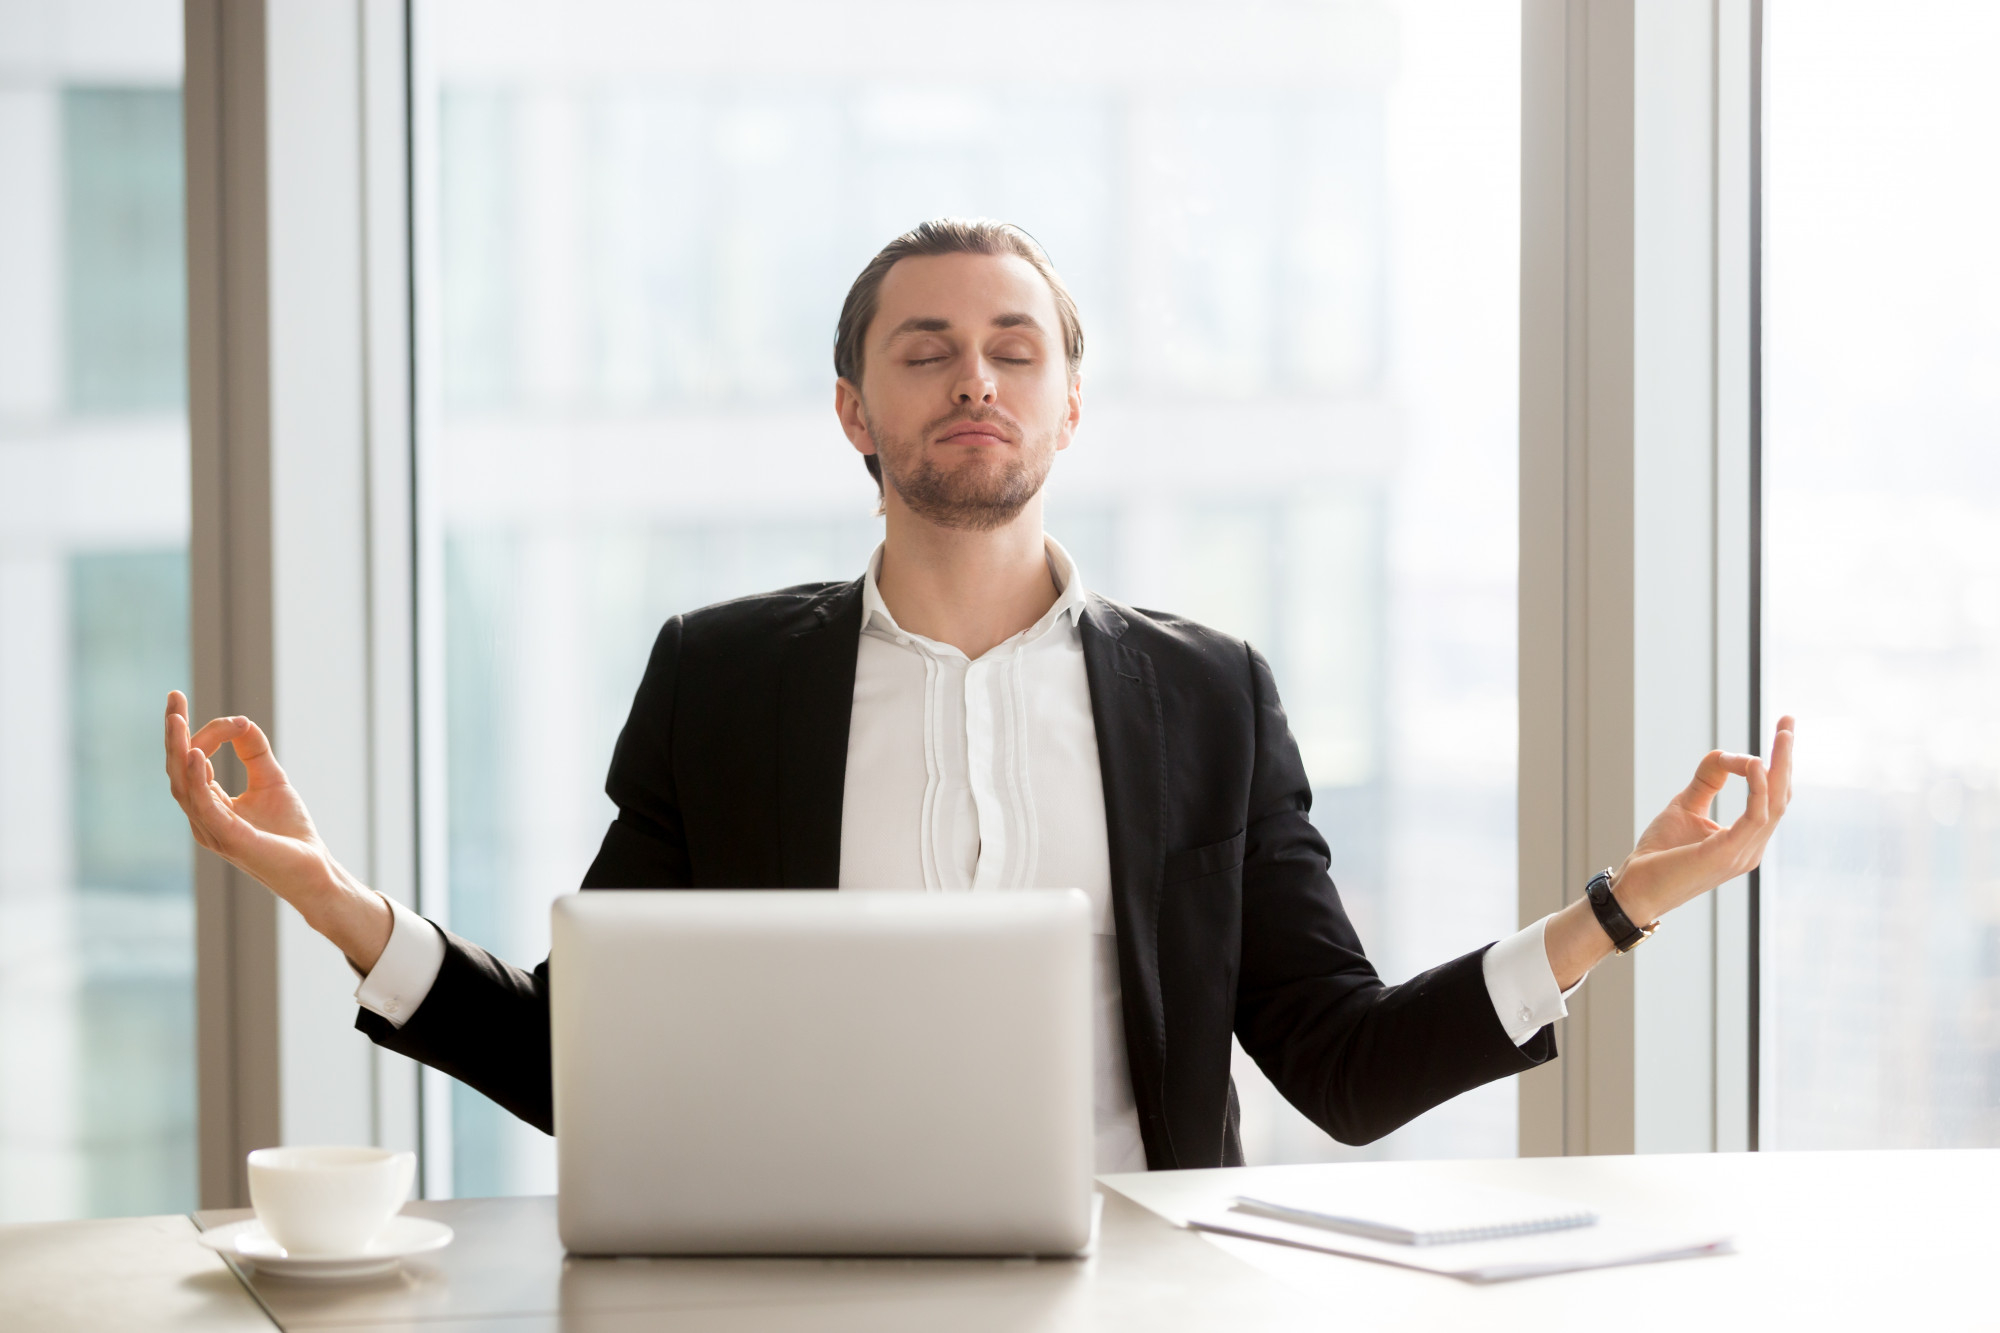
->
<box><xmin>838</xmin><ymin>540</ymin><xmax>1147</xmax><ymax>1172</ymax></box>
<box><xmin>357</xmin><ymin>537</ymin><xmax>1581</xmax><ymax>1171</ymax></box>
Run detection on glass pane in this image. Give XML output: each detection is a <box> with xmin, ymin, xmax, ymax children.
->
<box><xmin>419</xmin><ymin>0</ymin><xmax>1519</xmax><ymax>1192</ymax></box>
<box><xmin>63</xmin><ymin>88</ymin><xmax>186</xmax><ymax>411</ymax></box>
<box><xmin>0</xmin><ymin>0</ymin><xmax>193</xmax><ymax>1221</ymax></box>
<box><xmin>1763</xmin><ymin>1</ymin><xmax>2000</xmax><ymax>1147</ymax></box>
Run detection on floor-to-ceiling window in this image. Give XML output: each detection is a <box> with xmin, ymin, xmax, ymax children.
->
<box><xmin>0</xmin><ymin>0</ymin><xmax>194</xmax><ymax>1221</ymax></box>
<box><xmin>1762</xmin><ymin>0</ymin><xmax>2000</xmax><ymax>1147</ymax></box>
<box><xmin>415</xmin><ymin>0</ymin><xmax>1521</xmax><ymax>1194</ymax></box>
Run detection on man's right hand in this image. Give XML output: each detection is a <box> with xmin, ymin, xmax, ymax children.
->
<box><xmin>165</xmin><ymin>691</ymin><xmax>392</xmax><ymax>971</ymax></box>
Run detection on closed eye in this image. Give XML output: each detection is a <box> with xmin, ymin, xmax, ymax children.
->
<box><xmin>907</xmin><ymin>356</ymin><xmax>948</xmax><ymax>366</ymax></box>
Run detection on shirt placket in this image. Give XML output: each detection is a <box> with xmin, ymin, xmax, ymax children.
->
<box><xmin>917</xmin><ymin>648</ymin><xmax>943</xmax><ymax>891</ymax></box>
<box><xmin>963</xmin><ymin>653</ymin><xmax>1006</xmax><ymax>891</ymax></box>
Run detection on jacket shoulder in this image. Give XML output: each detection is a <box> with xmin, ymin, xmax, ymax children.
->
<box><xmin>673</xmin><ymin>579</ymin><xmax>858</xmax><ymax>649</ymax></box>
<box><xmin>1092</xmin><ymin>594</ymin><xmax>1257</xmax><ymax>672</ymax></box>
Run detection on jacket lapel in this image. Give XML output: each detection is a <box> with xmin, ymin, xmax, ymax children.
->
<box><xmin>1078</xmin><ymin>594</ymin><xmax>1174</xmax><ymax>1167</ymax></box>
<box><xmin>777</xmin><ymin>580</ymin><xmax>863</xmax><ymax>888</ymax></box>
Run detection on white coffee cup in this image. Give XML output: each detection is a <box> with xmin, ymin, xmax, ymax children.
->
<box><xmin>246</xmin><ymin>1145</ymin><xmax>416</xmax><ymax>1256</ymax></box>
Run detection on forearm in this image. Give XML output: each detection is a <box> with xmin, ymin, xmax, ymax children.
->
<box><xmin>354</xmin><ymin>933</ymin><xmax>557</xmax><ymax>1134</ymax></box>
<box><xmin>1241</xmin><ymin>947</ymin><xmax>1556</xmax><ymax>1147</ymax></box>
<box><xmin>287</xmin><ymin>859</ymin><xmax>395</xmax><ymax>974</ymax></box>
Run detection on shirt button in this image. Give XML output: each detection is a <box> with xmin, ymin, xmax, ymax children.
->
<box><xmin>1518</xmin><ymin>1006</ymin><xmax>1532</xmax><ymax>1024</ymax></box>
<box><xmin>386</xmin><ymin>1001</ymin><xmax>401</xmax><ymax>1016</ymax></box>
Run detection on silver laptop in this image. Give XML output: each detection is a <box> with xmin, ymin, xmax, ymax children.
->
<box><xmin>549</xmin><ymin>889</ymin><xmax>1096</xmax><ymax>1256</ymax></box>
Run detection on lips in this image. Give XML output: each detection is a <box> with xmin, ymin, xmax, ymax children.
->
<box><xmin>938</xmin><ymin>423</ymin><xmax>1011</xmax><ymax>444</ymax></box>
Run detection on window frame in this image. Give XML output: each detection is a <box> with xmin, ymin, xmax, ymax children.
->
<box><xmin>183</xmin><ymin>0</ymin><xmax>421</xmax><ymax>1207</ymax></box>
<box><xmin>1516</xmin><ymin>0</ymin><xmax>1761</xmax><ymax>1156</ymax></box>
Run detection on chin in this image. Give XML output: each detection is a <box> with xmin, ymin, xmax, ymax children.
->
<box><xmin>889</xmin><ymin>457</ymin><xmax>1049</xmax><ymax>530</ymax></box>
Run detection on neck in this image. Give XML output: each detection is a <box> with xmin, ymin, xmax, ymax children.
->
<box><xmin>875</xmin><ymin>492</ymin><xmax>1058</xmax><ymax>660</ymax></box>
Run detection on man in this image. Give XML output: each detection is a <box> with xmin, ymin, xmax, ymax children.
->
<box><xmin>166</xmin><ymin>218</ymin><xmax>1795</xmax><ymax>1172</ymax></box>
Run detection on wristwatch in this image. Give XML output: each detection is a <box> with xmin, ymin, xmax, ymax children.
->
<box><xmin>1584</xmin><ymin>867</ymin><xmax>1657</xmax><ymax>953</ymax></box>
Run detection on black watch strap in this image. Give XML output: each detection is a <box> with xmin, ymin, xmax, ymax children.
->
<box><xmin>1584</xmin><ymin>868</ymin><xmax>1655</xmax><ymax>953</ymax></box>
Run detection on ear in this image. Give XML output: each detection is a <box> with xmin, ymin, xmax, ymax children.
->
<box><xmin>1056</xmin><ymin>373</ymin><xmax>1083</xmax><ymax>453</ymax></box>
<box><xmin>834</xmin><ymin>379</ymin><xmax>875</xmax><ymax>456</ymax></box>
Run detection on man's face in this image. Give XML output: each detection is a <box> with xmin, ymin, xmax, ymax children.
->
<box><xmin>837</xmin><ymin>252</ymin><xmax>1081</xmax><ymax>531</ymax></box>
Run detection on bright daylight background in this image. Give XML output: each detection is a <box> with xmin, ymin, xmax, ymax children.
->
<box><xmin>419</xmin><ymin>0</ymin><xmax>1524</xmax><ymax>1196</ymax></box>
<box><xmin>0</xmin><ymin>0</ymin><xmax>191</xmax><ymax>1221</ymax></box>
<box><xmin>22</xmin><ymin>0</ymin><xmax>1992</xmax><ymax>1223</ymax></box>
<box><xmin>1761</xmin><ymin>0</ymin><xmax>2000</xmax><ymax>1148</ymax></box>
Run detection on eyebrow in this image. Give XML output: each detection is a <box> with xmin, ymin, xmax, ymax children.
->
<box><xmin>881</xmin><ymin>312</ymin><xmax>1048</xmax><ymax>344</ymax></box>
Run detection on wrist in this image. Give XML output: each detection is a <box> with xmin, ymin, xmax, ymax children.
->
<box><xmin>1585</xmin><ymin>866</ymin><xmax>1657</xmax><ymax>954</ymax></box>
<box><xmin>1545</xmin><ymin>897</ymin><xmax>1615</xmax><ymax>991</ymax></box>
<box><xmin>299</xmin><ymin>861</ymin><xmax>394</xmax><ymax>972</ymax></box>
<box><xmin>291</xmin><ymin>853</ymin><xmax>356</xmax><ymax>923</ymax></box>
<box><xmin>1607</xmin><ymin>860</ymin><xmax>1668</xmax><ymax>930</ymax></box>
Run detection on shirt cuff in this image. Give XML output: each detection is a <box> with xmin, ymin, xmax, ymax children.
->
<box><xmin>353</xmin><ymin>895</ymin><xmax>446</xmax><ymax>1029</ymax></box>
<box><xmin>1482</xmin><ymin>914</ymin><xmax>1585</xmax><ymax>1046</ymax></box>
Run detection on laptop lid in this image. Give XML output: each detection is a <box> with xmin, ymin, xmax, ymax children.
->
<box><xmin>550</xmin><ymin>889</ymin><xmax>1095</xmax><ymax>1256</ymax></box>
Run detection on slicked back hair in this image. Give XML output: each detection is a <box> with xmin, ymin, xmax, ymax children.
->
<box><xmin>834</xmin><ymin>218</ymin><xmax>1085</xmax><ymax>494</ymax></box>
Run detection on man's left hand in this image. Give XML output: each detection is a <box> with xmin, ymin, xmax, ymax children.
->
<box><xmin>1544</xmin><ymin>716</ymin><xmax>1795</xmax><ymax>990</ymax></box>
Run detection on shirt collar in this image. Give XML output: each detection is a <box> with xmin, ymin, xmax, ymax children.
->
<box><xmin>860</xmin><ymin>535</ymin><xmax>1090</xmax><ymax>645</ymax></box>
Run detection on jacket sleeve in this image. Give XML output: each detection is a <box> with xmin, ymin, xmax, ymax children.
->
<box><xmin>354</xmin><ymin>616</ymin><xmax>695</xmax><ymax>1134</ymax></box>
<box><xmin>1230</xmin><ymin>645</ymin><xmax>1555</xmax><ymax>1146</ymax></box>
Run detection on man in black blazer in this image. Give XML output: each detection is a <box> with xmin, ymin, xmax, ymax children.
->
<box><xmin>166</xmin><ymin>218</ymin><xmax>1794</xmax><ymax>1171</ymax></box>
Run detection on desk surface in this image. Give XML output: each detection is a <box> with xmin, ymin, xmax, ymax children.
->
<box><xmin>1</xmin><ymin>1150</ymin><xmax>1992</xmax><ymax>1331</ymax></box>
<box><xmin>1106</xmin><ymin>1149</ymin><xmax>1997</xmax><ymax>1330</ymax></box>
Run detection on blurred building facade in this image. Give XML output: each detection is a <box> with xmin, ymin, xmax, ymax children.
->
<box><xmin>1762</xmin><ymin>0</ymin><xmax>2000</xmax><ymax>1150</ymax></box>
<box><xmin>0</xmin><ymin>0</ymin><xmax>193</xmax><ymax>1222</ymax></box>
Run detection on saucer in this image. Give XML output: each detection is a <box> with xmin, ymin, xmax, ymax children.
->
<box><xmin>200</xmin><ymin>1214</ymin><xmax>453</xmax><ymax>1280</ymax></box>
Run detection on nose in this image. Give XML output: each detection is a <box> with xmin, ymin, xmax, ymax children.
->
<box><xmin>953</xmin><ymin>356</ymin><xmax>997</xmax><ymax>407</ymax></box>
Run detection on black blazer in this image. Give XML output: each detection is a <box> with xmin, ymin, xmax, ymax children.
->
<box><xmin>358</xmin><ymin>578</ymin><xmax>1553</xmax><ymax>1169</ymax></box>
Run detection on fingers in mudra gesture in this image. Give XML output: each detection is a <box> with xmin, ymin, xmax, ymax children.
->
<box><xmin>163</xmin><ymin>691</ymin><xmax>391</xmax><ymax>969</ymax></box>
<box><xmin>1543</xmin><ymin>716</ymin><xmax>1794</xmax><ymax>989</ymax></box>
<box><xmin>165</xmin><ymin>691</ymin><xmax>319</xmax><ymax>871</ymax></box>
<box><xmin>1615</xmin><ymin>715</ymin><xmax>1796</xmax><ymax>925</ymax></box>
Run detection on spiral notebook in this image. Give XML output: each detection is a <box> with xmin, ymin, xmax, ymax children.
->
<box><xmin>1230</xmin><ymin>1181</ymin><xmax>1597</xmax><ymax>1246</ymax></box>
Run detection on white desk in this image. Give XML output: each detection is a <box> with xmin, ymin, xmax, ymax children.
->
<box><xmin>1103</xmin><ymin>1148</ymin><xmax>1998</xmax><ymax>1330</ymax></box>
<box><xmin>1</xmin><ymin>1150</ymin><xmax>1991</xmax><ymax>1330</ymax></box>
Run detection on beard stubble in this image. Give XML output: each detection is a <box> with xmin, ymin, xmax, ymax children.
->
<box><xmin>868</xmin><ymin>406</ymin><xmax>1055</xmax><ymax>532</ymax></box>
